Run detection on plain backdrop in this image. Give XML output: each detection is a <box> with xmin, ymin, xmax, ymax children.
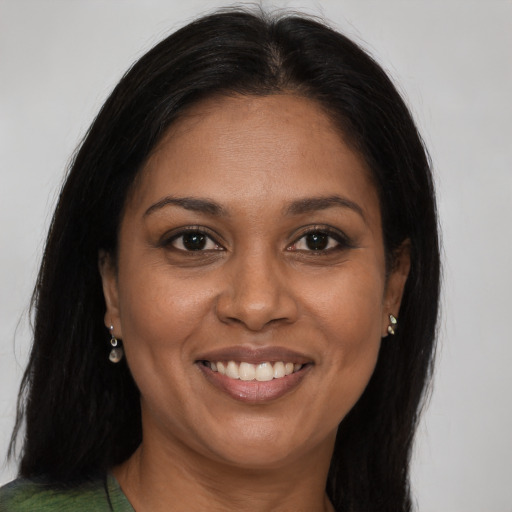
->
<box><xmin>1</xmin><ymin>1</ymin><xmax>511</xmax><ymax>511</ymax></box>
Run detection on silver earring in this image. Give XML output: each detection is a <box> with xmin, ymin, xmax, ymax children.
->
<box><xmin>109</xmin><ymin>324</ymin><xmax>124</xmax><ymax>363</ymax></box>
<box><xmin>387</xmin><ymin>314</ymin><xmax>397</xmax><ymax>335</ymax></box>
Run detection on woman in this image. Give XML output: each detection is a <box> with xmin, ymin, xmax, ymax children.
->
<box><xmin>1</xmin><ymin>8</ymin><xmax>440</xmax><ymax>512</ymax></box>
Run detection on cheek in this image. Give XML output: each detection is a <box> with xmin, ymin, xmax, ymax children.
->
<box><xmin>303</xmin><ymin>261</ymin><xmax>385</xmax><ymax>337</ymax></box>
<box><xmin>115</xmin><ymin>264</ymin><xmax>214</xmax><ymax>414</ymax></box>
<box><xmin>118</xmin><ymin>260</ymin><xmax>214</xmax><ymax>340</ymax></box>
<box><xmin>299</xmin><ymin>262</ymin><xmax>384</xmax><ymax>402</ymax></box>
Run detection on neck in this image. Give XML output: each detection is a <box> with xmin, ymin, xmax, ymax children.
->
<box><xmin>113</xmin><ymin>429</ymin><xmax>336</xmax><ymax>512</ymax></box>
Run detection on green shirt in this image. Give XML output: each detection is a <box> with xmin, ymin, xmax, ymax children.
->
<box><xmin>0</xmin><ymin>473</ymin><xmax>134</xmax><ymax>511</ymax></box>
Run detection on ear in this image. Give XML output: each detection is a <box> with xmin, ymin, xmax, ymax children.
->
<box><xmin>382</xmin><ymin>240</ymin><xmax>411</xmax><ymax>337</ymax></box>
<box><xmin>98</xmin><ymin>250</ymin><xmax>122</xmax><ymax>338</ymax></box>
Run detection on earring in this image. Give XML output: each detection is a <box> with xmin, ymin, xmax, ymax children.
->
<box><xmin>108</xmin><ymin>324</ymin><xmax>124</xmax><ymax>363</ymax></box>
<box><xmin>387</xmin><ymin>314</ymin><xmax>398</xmax><ymax>335</ymax></box>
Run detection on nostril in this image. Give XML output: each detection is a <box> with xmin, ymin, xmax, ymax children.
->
<box><xmin>215</xmin><ymin>288</ymin><xmax>298</xmax><ymax>331</ymax></box>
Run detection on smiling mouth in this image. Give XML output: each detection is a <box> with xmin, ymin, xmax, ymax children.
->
<box><xmin>201</xmin><ymin>361</ymin><xmax>304</xmax><ymax>381</ymax></box>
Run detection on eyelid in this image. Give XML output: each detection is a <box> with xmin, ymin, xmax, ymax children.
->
<box><xmin>287</xmin><ymin>225</ymin><xmax>354</xmax><ymax>251</ymax></box>
<box><xmin>157</xmin><ymin>224</ymin><xmax>353</xmax><ymax>253</ymax></box>
<box><xmin>159</xmin><ymin>225</ymin><xmax>226</xmax><ymax>250</ymax></box>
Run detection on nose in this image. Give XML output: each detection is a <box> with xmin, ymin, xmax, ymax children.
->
<box><xmin>215</xmin><ymin>252</ymin><xmax>299</xmax><ymax>331</ymax></box>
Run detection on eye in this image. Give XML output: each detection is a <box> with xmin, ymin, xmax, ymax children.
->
<box><xmin>168</xmin><ymin>230</ymin><xmax>223</xmax><ymax>252</ymax></box>
<box><xmin>288</xmin><ymin>228</ymin><xmax>350</xmax><ymax>253</ymax></box>
<box><xmin>296</xmin><ymin>232</ymin><xmax>336</xmax><ymax>251</ymax></box>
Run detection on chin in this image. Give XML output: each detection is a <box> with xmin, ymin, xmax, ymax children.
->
<box><xmin>199</xmin><ymin>416</ymin><xmax>337</xmax><ymax>472</ymax></box>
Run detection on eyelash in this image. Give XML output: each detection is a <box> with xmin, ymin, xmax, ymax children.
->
<box><xmin>160</xmin><ymin>225</ymin><xmax>353</xmax><ymax>254</ymax></box>
<box><xmin>162</xmin><ymin>227</ymin><xmax>224</xmax><ymax>252</ymax></box>
<box><xmin>287</xmin><ymin>226</ymin><xmax>353</xmax><ymax>254</ymax></box>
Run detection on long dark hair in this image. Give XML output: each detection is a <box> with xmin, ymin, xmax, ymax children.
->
<box><xmin>10</xmin><ymin>8</ymin><xmax>440</xmax><ymax>512</ymax></box>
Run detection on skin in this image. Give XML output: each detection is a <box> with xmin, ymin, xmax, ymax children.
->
<box><xmin>100</xmin><ymin>94</ymin><xmax>410</xmax><ymax>512</ymax></box>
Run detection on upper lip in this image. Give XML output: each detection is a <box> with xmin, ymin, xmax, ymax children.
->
<box><xmin>196</xmin><ymin>346</ymin><xmax>313</xmax><ymax>365</ymax></box>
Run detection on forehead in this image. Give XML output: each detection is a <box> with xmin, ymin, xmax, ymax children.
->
<box><xmin>128</xmin><ymin>94</ymin><xmax>380</xmax><ymax>226</ymax></box>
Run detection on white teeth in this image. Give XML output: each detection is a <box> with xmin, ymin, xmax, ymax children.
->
<box><xmin>239</xmin><ymin>362</ymin><xmax>256</xmax><ymax>381</ymax></box>
<box><xmin>255</xmin><ymin>362</ymin><xmax>274</xmax><ymax>381</ymax></box>
<box><xmin>207</xmin><ymin>360</ymin><xmax>305</xmax><ymax>381</ymax></box>
<box><xmin>273</xmin><ymin>361</ymin><xmax>285</xmax><ymax>379</ymax></box>
<box><xmin>217</xmin><ymin>361</ymin><xmax>226</xmax><ymax>375</ymax></box>
<box><xmin>226</xmin><ymin>361</ymin><xmax>239</xmax><ymax>379</ymax></box>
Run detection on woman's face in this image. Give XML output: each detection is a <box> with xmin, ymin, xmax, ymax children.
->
<box><xmin>101</xmin><ymin>94</ymin><xmax>408</xmax><ymax>470</ymax></box>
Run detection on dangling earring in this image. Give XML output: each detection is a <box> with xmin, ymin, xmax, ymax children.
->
<box><xmin>109</xmin><ymin>324</ymin><xmax>124</xmax><ymax>363</ymax></box>
<box><xmin>387</xmin><ymin>314</ymin><xmax>398</xmax><ymax>335</ymax></box>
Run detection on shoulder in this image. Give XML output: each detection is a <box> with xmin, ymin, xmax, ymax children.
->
<box><xmin>0</xmin><ymin>474</ymin><xmax>134</xmax><ymax>511</ymax></box>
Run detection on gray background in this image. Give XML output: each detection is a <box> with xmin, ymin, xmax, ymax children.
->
<box><xmin>1</xmin><ymin>1</ymin><xmax>511</xmax><ymax>510</ymax></box>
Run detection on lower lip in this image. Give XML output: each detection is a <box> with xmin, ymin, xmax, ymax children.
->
<box><xmin>197</xmin><ymin>363</ymin><xmax>311</xmax><ymax>403</ymax></box>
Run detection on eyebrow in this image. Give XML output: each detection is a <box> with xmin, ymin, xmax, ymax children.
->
<box><xmin>144</xmin><ymin>196</ymin><xmax>227</xmax><ymax>217</ymax></box>
<box><xmin>144</xmin><ymin>194</ymin><xmax>366</xmax><ymax>222</ymax></box>
<box><xmin>285</xmin><ymin>195</ymin><xmax>366</xmax><ymax>221</ymax></box>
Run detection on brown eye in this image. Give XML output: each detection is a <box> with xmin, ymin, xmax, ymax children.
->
<box><xmin>304</xmin><ymin>232</ymin><xmax>329</xmax><ymax>251</ymax></box>
<box><xmin>182</xmin><ymin>232</ymin><xmax>207</xmax><ymax>250</ymax></box>
<box><xmin>170</xmin><ymin>230</ymin><xmax>222</xmax><ymax>252</ymax></box>
<box><xmin>289</xmin><ymin>230</ymin><xmax>344</xmax><ymax>252</ymax></box>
